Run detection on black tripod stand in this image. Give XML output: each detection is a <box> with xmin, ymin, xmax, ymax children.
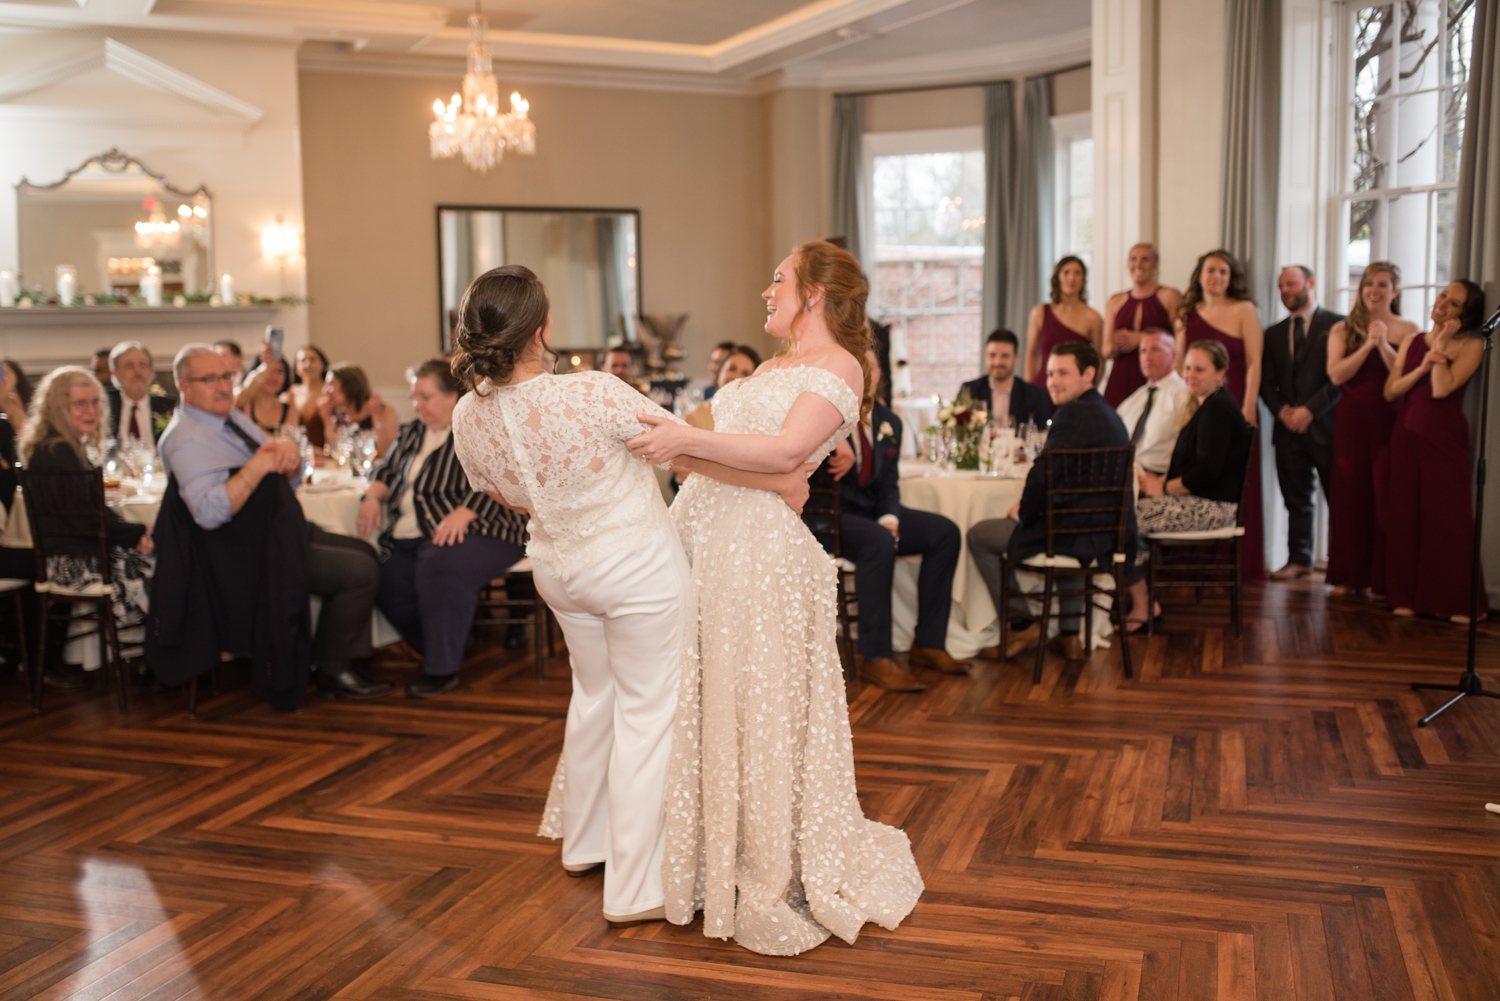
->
<box><xmin>1412</xmin><ymin>303</ymin><xmax>1500</xmax><ymax>727</ymax></box>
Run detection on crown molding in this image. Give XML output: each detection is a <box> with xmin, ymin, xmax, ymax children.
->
<box><xmin>789</xmin><ymin>24</ymin><xmax>1092</xmax><ymax>90</ymax></box>
<box><xmin>0</xmin><ymin>35</ymin><xmax>264</xmax><ymax>118</ymax></box>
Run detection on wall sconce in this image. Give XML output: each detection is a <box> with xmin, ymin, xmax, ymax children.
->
<box><xmin>261</xmin><ymin>218</ymin><xmax>300</xmax><ymax>261</ymax></box>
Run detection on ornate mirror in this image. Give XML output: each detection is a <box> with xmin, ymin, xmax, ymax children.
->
<box><xmin>16</xmin><ymin>148</ymin><xmax>213</xmax><ymax>299</ymax></box>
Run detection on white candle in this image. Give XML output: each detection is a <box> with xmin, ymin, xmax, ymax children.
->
<box><xmin>56</xmin><ymin>266</ymin><xmax>76</xmax><ymax>306</ymax></box>
<box><xmin>0</xmin><ymin>271</ymin><xmax>16</xmax><ymax>307</ymax></box>
<box><xmin>219</xmin><ymin>274</ymin><xmax>234</xmax><ymax>305</ymax></box>
<box><xmin>141</xmin><ymin>268</ymin><xmax>162</xmax><ymax>307</ymax></box>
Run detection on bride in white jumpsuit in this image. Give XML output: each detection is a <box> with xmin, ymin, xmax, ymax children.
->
<box><xmin>450</xmin><ymin>265</ymin><xmax>808</xmax><ymax>924</ymax></box>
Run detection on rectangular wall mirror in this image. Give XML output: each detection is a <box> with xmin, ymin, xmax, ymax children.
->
<box><xmin>17</xmin><ymin>149</ymin><xmax>213</xmax><ymax>298</ymax></box>
<box><xmin>437</xmin><ymin>205</ymin><xmax>640</xmax><ymax>352</ymax></box>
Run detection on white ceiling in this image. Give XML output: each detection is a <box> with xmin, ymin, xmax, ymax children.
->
<box><xmin>0</xmin><ymin>0</ymin><xmax>1092</xmax><ymax>93</ymax></box>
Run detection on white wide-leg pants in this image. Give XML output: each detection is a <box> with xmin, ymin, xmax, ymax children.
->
<box><xmin>531</xmin><ymin>523</ymin><xmax>689</xmax><ymax>918</ymax></box>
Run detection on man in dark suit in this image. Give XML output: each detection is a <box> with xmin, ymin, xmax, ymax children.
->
<box><xmin>810</xmin><ymin>354</ymin><xmax>966</xmax><ymax>692</ymax></box>
<box><xmin>959</xmin><ymin>329</ymin><xmax>1051</xmax><ymax>427</ymax></box>
<box><xmin>967</xmin><ymin>340</ymin><xmax>1135</xmax><ymax>661</ymax></box>
<box><xmin>104</xmin><ymin>341</ymin><xmax>175</xmax><ymax>450</ymax></box>
<box><xmin>1260</xmin><ymin>266</ymin><xmax>1344</xmax><ymax>580</ymax></box>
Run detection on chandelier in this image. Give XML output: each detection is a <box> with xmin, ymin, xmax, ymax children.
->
<box><xmin>429</xmin><ymin>7</ymin><xmax>536</xmax><ymax>173</ymax></box>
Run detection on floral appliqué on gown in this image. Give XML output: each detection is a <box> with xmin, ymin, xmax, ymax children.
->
<box><xmin>661</xmin><ymin>365</ymin><xmax>924</xmax><ymax>956</ymax></box>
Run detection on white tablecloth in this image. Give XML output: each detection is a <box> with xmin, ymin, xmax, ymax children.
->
<box><xmin>891</xmin><ymin>461</ymin><xmax>1025</xmax><ymax>659</ymax></box>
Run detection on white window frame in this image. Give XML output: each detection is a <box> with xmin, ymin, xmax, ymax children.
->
<box><xmin>1051</xmin><ymin>111</ymin><xmax>1093</xmax><ymax>270</ymax></box>
<box><xmin>862</xmin><ymin>126</ymin><xmax>986</xmax><ymax>398</ymax></box>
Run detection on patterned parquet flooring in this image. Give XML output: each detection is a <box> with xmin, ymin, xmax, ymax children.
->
<box><xmin>3</xmin><ymin>582</ymin><xmax>1500</xmax><ymax>1000</ymax></box>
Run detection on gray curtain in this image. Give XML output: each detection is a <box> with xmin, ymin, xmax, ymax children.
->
<box><xmin>1453</xmin><ymin>0</ymin><xmax>1500</xmax><ymax>603</ymax></box>
<box><xmin>1008</xmin><ymin>75</ymin><xmax>1053</xmax><ymax>337</ymax></box>
<box><xmin>1218</xmin><ymin>0</ymin><xmax>1281</xmax><ymax>322</ymax></box>
<box><xmin>831</xmin><ymin>94</ymin><xmax>865</xmax><ymax>266</ymax></box>
<box><xmin>981</xmin><ymin>81</ymin><xmax>1015</xmax><ymax>340</ymax></box>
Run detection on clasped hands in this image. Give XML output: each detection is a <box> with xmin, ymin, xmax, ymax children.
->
<box><xmin>249</xmin><ymin>438</ymin><xmax>301</xmax><ymax>478</ymax></box>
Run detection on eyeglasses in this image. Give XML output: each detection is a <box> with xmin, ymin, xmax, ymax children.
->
<box><xmin>68</xmin><ymin>398</ymin><xmax>102</xmax><ymax>411</ymax></box>
<box><xmin>182</xmin><ymin>373</ymin><xmax>236</xmax><ymax>386</ymax></box>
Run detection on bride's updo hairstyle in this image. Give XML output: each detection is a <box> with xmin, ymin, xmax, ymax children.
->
<box><xmin>790</xmin><ymin>239</ymin><xmax>874</xmax><ymax>423</ymax></box>
<box><xmin>451</xmin><ymin>264</ymin><xmax>551</xmax><ymax>392</ymax></box>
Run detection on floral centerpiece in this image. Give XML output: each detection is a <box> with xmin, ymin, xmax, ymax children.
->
<box><xmin>933</xmin><ymin>388</ymin><xmax>985</xmax><ymax>470</ymax></box>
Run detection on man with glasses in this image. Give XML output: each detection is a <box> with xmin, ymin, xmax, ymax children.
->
<box><xmin>155</xmin><ymin>344</ymin><xmax>390</xmax><ymax>701</ymax></box>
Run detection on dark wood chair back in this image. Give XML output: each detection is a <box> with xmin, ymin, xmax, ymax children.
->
<box><xmin>1039</xmin><ymin>445</ymin><xmax>1136</xmax><ymax>563</ymax></box>
<box><xmin>20</xmin><ymin>466</ymin><xmax>112</xmax><ymax>581</ymax></box>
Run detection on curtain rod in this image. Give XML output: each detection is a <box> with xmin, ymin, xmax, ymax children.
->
<box><xmin>834</xmin><ymin>60</ymin><xmax>1091</xmax><ymax>99</ymax></box>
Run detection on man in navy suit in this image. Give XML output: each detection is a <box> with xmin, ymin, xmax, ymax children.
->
<box><xmin>967</xmin><ymin>340</ymin><xmax>1136</xmax><ymax>661</ymax></box>
<box><xmin>959</xmin><ymin>329</ymin><xmax>1052</xmax><ymax>428</ymax></box>
<box><xmin>809</xmin><ymin>353</ymin><xmax>966</xmax><ymax>692</ymax></box>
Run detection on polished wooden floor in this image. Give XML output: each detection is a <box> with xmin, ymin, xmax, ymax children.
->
<box><xmin>3</xmin><ymin>582</ymin><xmax>1500</xmax><ymax>1001</ymax></box>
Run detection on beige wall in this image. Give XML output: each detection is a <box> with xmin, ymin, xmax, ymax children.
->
<box><xmin>1155</xmin><ymin>0</ymin><xmax>1227</xmax><ymax>290</ymax></box>
<box><xmin>865</xmin><ymin>86</ymin><xmax>985</xmax><ymax>132</ymax></box>
<box><xmin>299</xmin><ymin>71</ymin><xmax>769</xmax><ymax>388</ymax></box>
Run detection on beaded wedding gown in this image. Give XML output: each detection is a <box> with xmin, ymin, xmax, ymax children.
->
<box><xmin>661</xmin><ymin>364</ymin><xmax>924</xmax><ymax>956</ymax></box>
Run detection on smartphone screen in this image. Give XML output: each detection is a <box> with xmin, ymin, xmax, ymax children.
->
<box><xmin>266</xmin><ymin>326</ymin><xmax>285</xmax><ymax>361</ymax></box>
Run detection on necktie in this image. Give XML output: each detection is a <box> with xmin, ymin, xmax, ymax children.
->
<box><xmin>1130</xmin><ymin>386</ymin><xmax>1157</xmax><ymax>448</ymax></box>
<box><xmin>1293</xmin><ymin>315</ymin><xmax>1306</xmax><ymax>356</ymax></box>
<box><xmin>858</xmin><ymin>423</ymin><xmax>875</xmax><ymax>488</ymax></box>
<box><xmin>223</xmin><ymin>417</ymin><xmax>262</xmax><ymax>454</ymax></box>
<box><xmin>128</xmin><ymin>401</ymin><xmax>141</xmax><ymax>440</ymax></box>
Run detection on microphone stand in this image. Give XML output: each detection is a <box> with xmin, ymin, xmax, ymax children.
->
<box><xmin>1412</xmin><ymin>302</ymin><xmax>1500</xmax><ymax>727</ymax></box>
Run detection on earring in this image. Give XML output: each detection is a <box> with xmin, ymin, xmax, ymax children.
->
<box><xmin>806</xmin><ymin>303</ymin><xmax>812</xmax><ymax>311</ymax></box>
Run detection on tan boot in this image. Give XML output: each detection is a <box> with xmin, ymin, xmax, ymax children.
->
<box><xmin>1004</xmin><ymin>623</ymin><xmax>1041</xmax><ymax>659</ymax></box>
<box><xmin>858</xmin><ymin>656</ymin><xmax>926</xmax><ymax>692</ymax></box>
<box><xmin>908</xmin><ymin>646</ymin><xmax>970</xmax><ymax>675</ymax></box>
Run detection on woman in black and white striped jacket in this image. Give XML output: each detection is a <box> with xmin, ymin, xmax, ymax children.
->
<box><xmin>356</xmin><ymin>358</ymin><xmax>527</xmax><ymax>697</ymax></box>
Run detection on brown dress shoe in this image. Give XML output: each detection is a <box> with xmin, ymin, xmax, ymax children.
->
<box><xmin>1004</xmin><ymin>622</ymin><xmax>1041</xmax><ymax>659</ymax></box>
<box><xmin>1269</xmin><ymin>563</ymin><xmax>1312</xmax><ymax>581</ymax></box>
<box><xmin>1051</xmin><ymin>634</ymin><xmax>1087</xmax><ymax>660</ymax></box>
<box><xmin>908</xmin><ymin>646</ymin><xmax>970</xmax><ymax>674</ymax></box>
<box><xmin>858</xmin><ymin>656</ymin><xmax>925</xmax><ymax>692</ymax></box>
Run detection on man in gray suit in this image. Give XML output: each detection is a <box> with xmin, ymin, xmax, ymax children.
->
<box><xmin>1259</xmin><ymin>266</ymin><xmax>1345</xmax><ymax>580</ymax></box>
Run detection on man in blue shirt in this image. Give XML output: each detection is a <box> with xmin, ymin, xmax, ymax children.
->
<box><xmin>158</xmin><ymin>344</ymin><xmax>391</xmax><ymax>698</ymax></box>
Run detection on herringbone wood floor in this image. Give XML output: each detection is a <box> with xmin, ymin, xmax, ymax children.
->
<box><xmin>4</xmin><ymin>583</ymin><xmax>1500</xmax><ymax>1000</ymax></box>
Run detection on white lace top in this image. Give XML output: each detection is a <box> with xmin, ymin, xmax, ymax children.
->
<box><xmin>451</xmin><ymin>371</ymin><xmax>679</xmax><ymax>580</ymax></box>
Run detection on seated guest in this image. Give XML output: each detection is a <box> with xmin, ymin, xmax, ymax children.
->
<box><xmin>287</xmin><ymin>345</ymin><xmax>331</xmax><ymax>448</ymax></box>
<box><xmin>701</xmin><ymin>340</ymin><xmax>739</xmax><ymax>399</ymax></box>
<box><xmin>967</xmin><ymin>341</ymin><xmax>1134</xmax><ymax>661</ymax></box>
<box><xmin>960</xmin><ymin>329</ymin><xmax>1051</xmax><ymax>427</ymax></box>
<box><xmin>1113</xmin><ymin>329</ymin><xmax>1191</xmax><ymax>476</ymax></box>
<box><xmin>236</xmin><ymin>346</ymin><xmax>297</xmax><ymax>435</ymax></box>
<box><xmin>106</xmin><ymin>342</ymin><xmax>174</xmax><ymax>450</ymax></box>
<box><xmin>214</xmin><ymin>340</ymin><xmax>244</xmax><ymax>383</ymax></box>
<box><xmin>685</xmin><ymin>345</ymin><xmax>760</xmax><ymax>430</ymax></box>
<box><xmin>356</xmin><ymin>360</ymin><xmax>527</xmax><ymax>697</ymax></box>
<box><xmin>19</xmin><ymin>367</ymin><xmax>155</xmax><ymax>688</ymax></box>
<box><xmin>157</xmin><ymin>344</ymin><xmax>390</xmax><ymax>699</ymax></box>
<box><xmin>602</xmin><ymin>347</ymin><xmax>635</xmax><ymax>382</ymax></box>
<box><xmin>1</xmin><ymin>358</ymin><xmax>29</xmax><ymax>438</ymax></box>
<box><xmin>318</xmin><ymin>363</ymin><xmax>398</xmax><ymax>456</ymax></box>
<box><xmin>91</xmin><ymin>348</ymin><xmax>113</xmax><ymax>385</ymax></box>
<box><xmin>1123</xmin><ymin>340</ymin><xmax>1254</xmax><ymax>631</ymax></box>
<box><xmin>811</xmin><ymin>349</ymin><xmax>965</xmax><ymax>692</ymax></box>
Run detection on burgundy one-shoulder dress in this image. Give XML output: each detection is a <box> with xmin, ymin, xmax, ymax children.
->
<box><xmin>1325</xmin><ymin>340</ymin><xmax>1396</xmax><ymax>594</ymax></box>
<box><xmin>1104</xmin><ymin>291</ymin><xmax>1172</xmax><ymax>407</ymax></box>
<box><xmin>1032</xmin><ymin>305</ymin><xmax>1090</xmax><ymax>381</ymax></box>
<box><xmin>1184</xmin><ymin>309</ymin><xmax>1266</xmax><ymax>582</ymax></box>
<box><xmin>1384</xmin><ymin>333</ymin><xmax>1487</xmax><ymax>618</ymax></box>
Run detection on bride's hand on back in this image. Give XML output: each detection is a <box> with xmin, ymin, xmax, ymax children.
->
<box><xmin>627</xmin><ymin>413</ymin><xmax>695</xmax><ymax>463</ymax></box>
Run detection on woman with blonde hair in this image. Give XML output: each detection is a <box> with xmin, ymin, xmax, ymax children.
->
<box><xmin>627</xmin><ymin>240</ymin><xmax>923</xmax><ymax>956</ymax></box>
<box><xmin>20</xmin><ymin>367</ymin><xmax>155</xmax><ymax>685</ymax></box>
<box><xmin>1324</xmin><ymin>262</ymin><xmax>1415</xmax><ymax>597</ymax></box>
<box><xmin>1102</xmin><ymin>242</ymin><xmax>1182</xmax><ymax>406</ymax></box>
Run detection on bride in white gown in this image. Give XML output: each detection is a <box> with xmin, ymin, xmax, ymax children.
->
<box><xmin>627</xmin><ymin>240</ymin><xmax>924</xmax><ymax>956</ymax></box>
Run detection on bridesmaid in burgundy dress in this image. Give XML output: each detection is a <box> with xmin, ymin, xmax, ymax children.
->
<box><xmin>1384</xmin><ymin>280</ymin><xmax>1488</xmax><ymax>624</ymax></box>
<box><xmin>1102</xmin><ymin>242</ymin><xmax>1182</xmax><ymax>407</ymax></box>
<box><xmin>1175</xmin><ymin>249</ymin><xmax>1266</xmax><ymax>582</ymax></box>
<box><xmin>1026</xmin><ymin>256</ymin><xmax>1103</xmax><ymax>385</ymax></box>
<box><xmin>1324</xmin><ymin>262</ymin><xmax>1412</xmax><ymax>598</ymax></box>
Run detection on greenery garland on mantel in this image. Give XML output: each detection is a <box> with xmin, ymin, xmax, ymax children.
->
<box><xmin>4</xmin><ymin>290</ymin><xmax>309</xmax><ymax>309</ymax></box>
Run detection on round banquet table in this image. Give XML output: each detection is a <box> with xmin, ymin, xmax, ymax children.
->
<box><xmin>891</xmin><ymin>460</ymin><xmax>1025</xmax><ymax>659</ymax></box>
